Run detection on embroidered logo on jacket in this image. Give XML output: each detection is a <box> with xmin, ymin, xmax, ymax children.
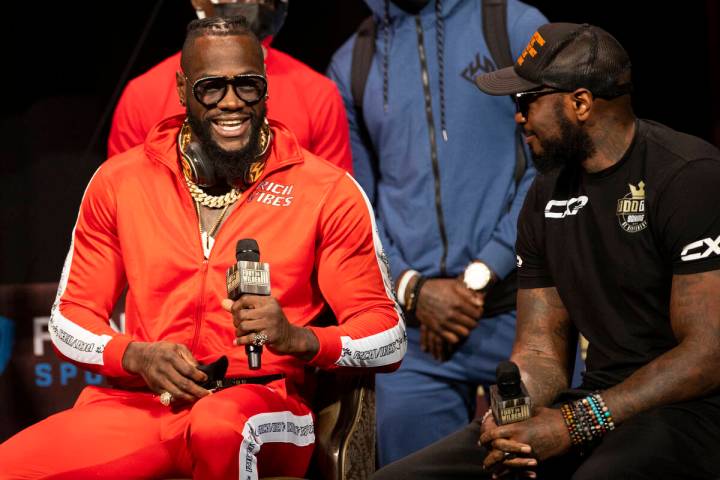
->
<box><xmin>461</xmin><ymin>52</ymin><xmax>496</xmax><ymax>85</ymax></box>
<box><xmin>247</xmin><ymin>181</ymin><xmax>294</xmax><ymax>207</ymax></box>
<box><xmin>616</xmin><ymin>181</ymin><xmax>647</xmax><ymax>233</ymax></box>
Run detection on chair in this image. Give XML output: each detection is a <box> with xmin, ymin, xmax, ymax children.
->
<box><xmin>266</xmin><ymin>370</ymin><xmax>376</xmax><ymax>480</ymax></box>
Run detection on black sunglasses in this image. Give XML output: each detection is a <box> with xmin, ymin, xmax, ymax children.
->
<box><xmin>513</xmin><ymin>84</ymin><xmax>633</xmax><ymax>118</ymax></box>
<box><xmin>189</xmin><ymin>74</ymin><xmax>268</xmax><ymax>109</ymax></box>
<box><xmin>513</xmin><ymin>88</ymin><xmax>567</xmax><ymax>118</ymax></box>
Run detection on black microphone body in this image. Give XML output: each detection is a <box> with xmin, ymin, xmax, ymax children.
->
<box><xmin>226</xmin><ymin>239</ymin><xmax>271</xmax><ymax>370</ymax></box>
<box><xmin>490</xmin><ymin>361</ymin><xmax>532</xmax><ymax>425</ymax></box>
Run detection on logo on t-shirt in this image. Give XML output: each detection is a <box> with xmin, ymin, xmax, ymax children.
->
<box><xmin>616</xmin><ymin>181</ymin><xmax>647</xmax><ymax>233</ymax></box>
<box><xmin>680</xmin><ymin>235</ymin><xmax>720</xmax><ymax>262</ymax></box>
<box><xmin>544</xmin><ymin>196</ymin><xmax>588</xmax><ymax>218</ymax></box>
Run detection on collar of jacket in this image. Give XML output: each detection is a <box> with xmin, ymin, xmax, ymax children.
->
<box><xmin>143</xmin><ymin>114</ymin><xmax>305</xmax><ymax>185</ymax></box>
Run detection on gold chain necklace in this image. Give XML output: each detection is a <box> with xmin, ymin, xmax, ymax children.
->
<box><xmin>185</xmin><ymin>177</ymin><xmax>240</xmax><ymax>208</ymax></box>
<box><xmin>195</xmin><ymin>200</ymin><xmax>231</xmax><ymax>257</ymax></box>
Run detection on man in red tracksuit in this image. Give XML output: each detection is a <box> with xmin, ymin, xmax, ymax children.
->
<box><xmin>108</xmin><ymin>0</ymin><xmax>353</xmax><ymax>174</ymax></box>
<box><xmin>0</xmin><ymin>16</ymin><xmax>405</xmax><ymax>479</ymax></box>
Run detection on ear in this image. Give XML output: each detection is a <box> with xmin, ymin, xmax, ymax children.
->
<box><xmin>571</xmin><ymin>89</ymin><xmax>593</xmax><ymax>122</ymax></box>
<box><xmin>176</xmin><ymin>71</ymin><xmax>187</xmax><ymax>107</ymax></box>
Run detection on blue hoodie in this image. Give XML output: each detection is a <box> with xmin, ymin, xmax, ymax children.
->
<box><xmin>328</xmin><ymin>0</ymin><xmax>547</xmax><ymax>282</ymax></box>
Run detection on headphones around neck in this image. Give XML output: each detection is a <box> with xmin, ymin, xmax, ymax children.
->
<box><xmin>178</xmin><ymin>119</ymin><xmax>272</xmax><ymax>188</ymax></box>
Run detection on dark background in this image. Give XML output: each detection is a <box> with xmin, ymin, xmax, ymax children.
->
<box><xmin>1</xmin><ymin>0</ymin><xmax>718</xmax><ymax>284</ymax></box>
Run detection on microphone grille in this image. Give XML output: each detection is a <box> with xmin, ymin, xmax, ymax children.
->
<box><xmin>236</xmin><ymin>239</ymin><xmax>260</xmax><ymax>262</ymax></box>
<box><xmin>496</xmin><ymin>361</ymin><xmax>522</xmax><ymax>396</ymax></box>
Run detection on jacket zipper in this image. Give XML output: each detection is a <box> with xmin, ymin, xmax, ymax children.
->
<box><xmin>415</xmin><ymin>16</ymin><xmax>449</xmax><ymax>276</ymax></box>
<box><xmin>191</xmin><ymin>259</ymin><xmax>208</xmax><ymax>353</ymax></box>
<box><xmin>186</xmin><ymin>173</ymin><xmax>270</xmax><ymax>353</ymax></box>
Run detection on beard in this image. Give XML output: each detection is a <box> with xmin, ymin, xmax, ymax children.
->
<box><xmin>531</xmin><ymin>104</ymin><xmax>596</xmax><ymax>175</ymax></box>
<box><xmin>187</xmin><ymin>104</ymin><xmax>267</xmax><ymax>186</ymax></box>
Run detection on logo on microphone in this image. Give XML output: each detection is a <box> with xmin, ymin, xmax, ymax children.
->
<box><xmin>241</xmin><ymin>268</ymin><xmax>270</xmax><ymax>288</ymax></box>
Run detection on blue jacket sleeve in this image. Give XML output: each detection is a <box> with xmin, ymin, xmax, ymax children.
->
<box><xmin>478</xmin><ymin>154</ymin><xmax>537</xmax><ymax>280</ymax></box>
<box><xmin>327</xmin><ymin>38</ymin><xmax>411</xmax><ymax>284</ymax></box>
<box><xmin>477</xmin><ymin>3</ymin><xmax>548</xmax><ymax>279</ymax></box>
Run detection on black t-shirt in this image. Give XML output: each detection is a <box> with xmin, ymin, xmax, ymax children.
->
<box><xmin>517</xmin><ymin>119</ymin><xmax>720</xmax><ymax>389</ymax></box>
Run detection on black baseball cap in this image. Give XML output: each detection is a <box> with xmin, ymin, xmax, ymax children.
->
<box><xmin>475</xmin><ymin>23</ymin><xmax>632</xmax><ymax>97</ymax></box>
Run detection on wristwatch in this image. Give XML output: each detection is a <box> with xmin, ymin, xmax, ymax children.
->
<box><xmin>463</xmin><ymin>261</ymin><xmax>492</xmax><ymax>291</ymax></box>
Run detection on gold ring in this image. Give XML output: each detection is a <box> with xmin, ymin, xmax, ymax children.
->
<box><xmin>253</xmin><ymin>332</ymin><xmax>268</xmax><ymax>346</ymax></box>
<box><xmin>159</xmin><ymin>391</ymin><xmax>173</xmax><ymax>406</ymax></box>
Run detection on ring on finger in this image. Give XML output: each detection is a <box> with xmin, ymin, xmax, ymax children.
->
<box><xmin>159</xmin><ymin>391</ymin><xmax>173</xmax><ymax>407</ymax></box>
<box><xmin>253</xmin><ymin>332</ymin><xmax>268</xmax><ymax>346</ymax></box>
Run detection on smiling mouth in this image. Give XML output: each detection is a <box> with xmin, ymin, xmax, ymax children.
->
<box><xmin>211</xmin><ymin>118</ymin><xmax>250</xmax><ymax>138</ymax></box>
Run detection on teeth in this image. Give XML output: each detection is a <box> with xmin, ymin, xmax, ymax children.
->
<box><xmin>216</xmin><ymin>119</ymin><xmax>245</xmax><ymax>126</ymax></box>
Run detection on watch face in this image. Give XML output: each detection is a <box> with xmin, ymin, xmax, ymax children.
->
<box><xmin>464</xmin><ymin>263</ymin><xmax>491</xmax><ymax>290</ymax></box>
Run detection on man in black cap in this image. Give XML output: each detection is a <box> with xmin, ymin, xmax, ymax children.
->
<box><xmin>372</xmin><ymin>22</ymin><xmax>720</xmax><ymax>479</ymax></box>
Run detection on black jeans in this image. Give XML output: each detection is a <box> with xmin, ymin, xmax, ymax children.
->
<box><xmin>372</xmin><ymin>395</ymin><xmax>720</xmax><ymax>480</ymax></box>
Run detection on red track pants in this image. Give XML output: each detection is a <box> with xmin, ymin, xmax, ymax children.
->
<box><xmin>0</xmin><ymin>380</ymin><xmax>314</xmax><ymax>479</ymax></box>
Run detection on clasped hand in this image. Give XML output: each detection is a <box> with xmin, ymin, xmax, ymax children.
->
<box><xmin>416</xmin><ymin>278</ymin><xmax>483</xmax><ymax>360</ymax></box>
<box><xmin>479</xmin><ymin>407</ymin><xmax>571</xmax><ymax>478</ymax></box>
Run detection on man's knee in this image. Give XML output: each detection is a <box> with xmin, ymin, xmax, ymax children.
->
<box><xmin>188</xmin><ymin>400</ymin><xmax>243</xmax><ymax>454</ymax></box>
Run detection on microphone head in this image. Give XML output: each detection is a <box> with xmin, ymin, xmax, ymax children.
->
<box><xmin>236</xmin><ymin>239</ymin><xmax>260</xmax><ymax>262</ymax></box>
<box><xmin>496</xmin><ymin>361</ymin><xmax>522</xmax><ymax>397</ymax></box>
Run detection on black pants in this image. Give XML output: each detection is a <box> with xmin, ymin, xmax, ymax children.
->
<box><xmin>372</xmin><ymin>395</ymin><xmax>720</xmax><ymax>480</ymax></box>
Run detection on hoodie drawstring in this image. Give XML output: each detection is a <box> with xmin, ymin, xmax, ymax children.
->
<box><xmin>434</xmin><ymin>0</ymin><xmax>447</xmax><ymax>141</ymax></box>
<box><xmin>383</xmin><ymin>0</ymin><xmax>391</xmax><ymax>113</ymax></box>
<box><xmin>381</xmin><ymin>0</ymin><xmax>447</xmax><ymax>140</ymax></box>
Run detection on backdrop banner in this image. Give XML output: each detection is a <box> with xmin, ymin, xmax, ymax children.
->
<box><xmin>0</xmin><ymin>284</ymin><xmax>124</xmax><ymax>442</ymax></box>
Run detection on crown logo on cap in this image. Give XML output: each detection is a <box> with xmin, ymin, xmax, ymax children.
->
<box><xmin>517</xmin><ymin>32</ymin><xmax>546</xmax><ymax>66</ymax></box>
<box><xmin>629</xmin><ymin>181</ymin><xmax>645</xmax><ymax>199</ymax></box>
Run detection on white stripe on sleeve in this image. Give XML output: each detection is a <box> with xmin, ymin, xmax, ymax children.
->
<box><xmin>334</xmin><ymin>174</ymin><xmax>407</xmax><ymax>368</ymax></box>
<box><xmin>49</xmin><ymin>167</ymin><xmax>114</xmax><ymax>366</ymax></box>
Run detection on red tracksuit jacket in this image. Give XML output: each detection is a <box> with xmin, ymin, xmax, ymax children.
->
<box><xmin>50</xmin><ymin>116</ymin><xmax>406</xmax><ymax>389</ymax></box>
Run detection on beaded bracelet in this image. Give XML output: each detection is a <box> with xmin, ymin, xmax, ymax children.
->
<box><xmin>560</xmin><ymin>392</ymin><xmax>615</xmax><ymax>449</ymax></box>
<box><xmin>560</xmin><ymin>403</ymin><xmax>583</xmax><ymax>446</ymax></box>
<box><xmin>589</xmin><ymin>393</ymin><xmax>615</xmax><ymax>431</ymax></box>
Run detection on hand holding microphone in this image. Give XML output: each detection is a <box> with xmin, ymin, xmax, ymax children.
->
<box><xmin>490</xmin><ymin>361</ymin><xmax>532</xmax><ymax>426</ymax></box>
<box><xmin>225</xmin><ymin>239</ymin><xmax>271</xmax><ymax>369</ymax></box>
<box><xmin>223</xmin><ymin>239</ymin><xmax>318</xmax><ymax>368</ymax></box>
<box><xmin>480</xmin><ymin>361</ymin><xmax>536</xmax><ymax>476</ymax></box>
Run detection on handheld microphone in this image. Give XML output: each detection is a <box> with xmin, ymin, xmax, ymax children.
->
<box><xmin>490</xmin><ymin>361</ymin><xmax>532</xmax><ymax>425</ymax></box>
<box><xmin>226</xmin><ymin>239</ymin><xmax>271</xmax><ymax>370</ymax></box>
